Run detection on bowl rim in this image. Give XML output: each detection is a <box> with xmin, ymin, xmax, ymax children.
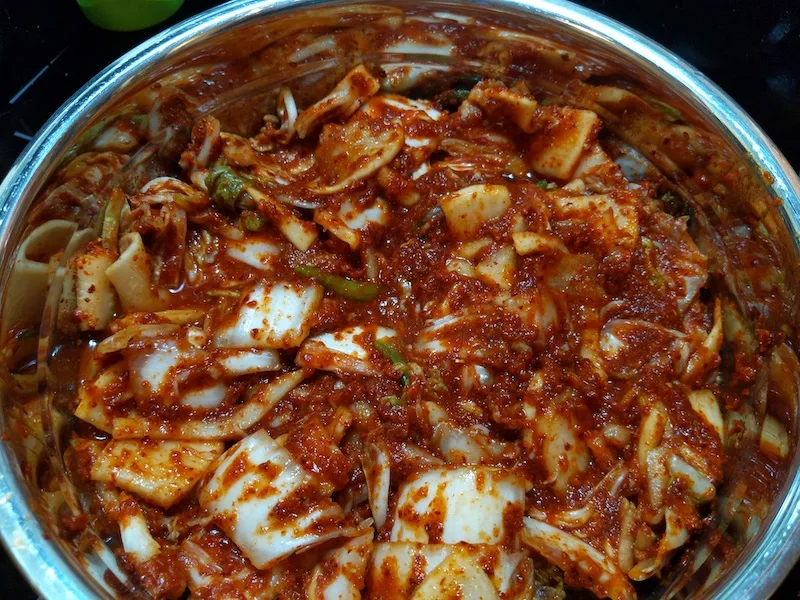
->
<box><xmin>1</xmin><ymin>0</ymin><xmax>799</xmax><ymax>598</ymax></box>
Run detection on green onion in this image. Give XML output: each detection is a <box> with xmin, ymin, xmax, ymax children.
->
<box><xmin>536</xmin><ymin>179</ymin><xmax>557</xmax><ymax>190</ymax></box>
<box><xmin>374</xmin><ymin>339</ymin><xmax>406</xmax><ymax>365</ymax></box>
<box><xmin>374</xmin><ymin>339</ymin><xmax>412</xmax><ymax>386</ymax></box>
<box><xmin>242</xmin><ymin>212</ymin><xmax>266</xmax><ymax>232</ymax></box>
<box><xmin>382</xmin><ymin>394</ymin><xmax>404</xmax><ymax>407</ymax></box>
<box><xmin>294</xmin><ymin>265</ymin><xmax>383</xmax><ymax>301</ymax></box>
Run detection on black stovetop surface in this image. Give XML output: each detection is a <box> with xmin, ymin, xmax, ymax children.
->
<box><xmin>1</xmin><ymin>1</ymin><xmax>799</xmax><ymax>598</ymax></box>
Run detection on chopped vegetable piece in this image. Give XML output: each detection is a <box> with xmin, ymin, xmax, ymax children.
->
<box><xmin>529</xmin><ymin>107</ymin><xmax>600</xmax><ymax>180</ymax></box>
<box><xmin>242</xmin><ymin>212</ymin><xmax>266</xmax><ymax>232</ymax></box>
<box><xmin>294</xmin><ymin>265</ymin><xmax>383</xmax><ymax>300</ymax></box>
<box><xmin>512</xmin><ymin>231</ymin><xmax>567</xmax><ymax>255</ymax></box>
<box><xmin>246</xmin><ymin>186</ymin><xmax>319</xmax><ymax>251</ymax></box>
<box><xmin>521</xmin><ymin>517</ymin><xmax>635</xmax><ymax>600</ymax></box>
<box><xmin>297</xmin><ymin>325</ymin><xmax>397</xmax><ymax>375</ymax></box>
<box><xmin>206</xmin><ymin>162</ymin><xmax>250</xmax><ymax>211</ymax></box>
<box><xmin>101</xmin><ymin>188</ymin><xmax>126</xmax><ymax>251</ymax></box>
<box><xmin>469</xmin><ymin>82</ymin><xmax>538</xmax><ymax>133</ymax></box>
<box><xmin>440</xmin><ymin>184</ymin><xmax>511</xmax><ymax>239</ymax></box>
<box><xmin>198</xmin><ymin>429</ymin><xmax>354</xmax><ymax>569</ymax></box>
<box><xmin>91</xmin><ymin>440</ymin><xmax>224</xmax><ymax>509</ymax></box>
<box><xmin>374</xmin><ymin>338</ymin><xmax>411</xmax><ymax>386</ymax></box>
<box><xmin>411</xmin><ymin>551</ymin><xmax>499</xmax><ymax>600</ymax></box>
<box><xmin>214</xmin><ymin>281</ymin><xmax>322</xmax><ymax>349</ymax></box>
<box><xmin>369</xmin><ymin>542</ymin><xmax>532</xmax><ymax>600</ymax></box>
<box><xmin>391</xmin><ymin>466</ymin><xmax>530</xmax><ymax>544</ymax></box>
<box><xmin>760</xmin><ymin>414</ymin><xmax>790</xmax><ymax>460</ymax></box>
<box><xmin>475</xmin><ymin>244</ymin><xmax>516</xmax><ymax>289</ymax></box>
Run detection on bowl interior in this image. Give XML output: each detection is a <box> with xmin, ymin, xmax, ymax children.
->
<box><xmin>1</xmin><ymin>2</ymin><xmax>799</xmax><ymax>599</ymax></box>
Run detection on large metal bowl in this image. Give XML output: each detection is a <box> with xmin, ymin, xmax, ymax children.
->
<box><xmin>1</xmin><ymin>1</ymin><xmax>799</xmax><ymax>598</ymax></box>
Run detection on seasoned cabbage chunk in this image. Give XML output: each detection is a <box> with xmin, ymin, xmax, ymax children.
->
<box><xmin>118</xmin><ymin>501</ymin><xmax>161</xmax><ymax>564</ymax></box>
<box><xmin>475</xmin><ymin>244</ymin><xmax>516</xmax><ymax>290</ymax></box>
<box><xmin>112</xmin><ymin>369</ymin><xmax>308</xmax><ymax>440</ymax></box>
<box><xmin>75</xmin><ymin>361</ymin><xmax>126</xmax><ymax>432</ymax></box>
<box><xmin>368</xmin><ymin>542</ymin><xmax>532</xmax><ymax>600</ymax></box>
<box><xmin>550</xmin><ymin>191</ymin><xmax>639</xmax><ymax>255</ymax></box>
<box><xmin>71</xmin><ymin>243</ymin><xmax>117</xmax><ymax>331</ymax></box>
<box><xmin>91</xmin><ymin>440</ymin><xmax>223</xmax><ymax>508</ymax></box>
<box><xmin>440</xmin><ymin>184</ymin><xmax>511</xmax><ymax>239</ymax></box>
<box><xmin>214</xmin><ymin>281</ymin><xmax>322</xmax><ymax>349</ymax></box>
<box><xmin>362</xmin><ymin>442</ymin><xmax>391</xmax><ymax>529</ymax></box>
<box><xmin>296</xmin><ymin>65</ymin><xmax>381</xmax><ymax>139</ymax></box>
<box><xmin>215</xmin><ymin>348</ymin><xmax>281</xmax><ymax>375</ymax></box>
<box><xmin>687</xmin><ymin>390</ymin><xmax>724</xmax><ymax>442</ymax></box>
<box><xmin>522</xmin><ymin>517</ymin><xmax>635</xmax><ymax>600</ymax></box>
<box><xmin>415</xmin><ymin>311</ymin><xmax>485</xmax><ymax>357</ymax></box>
<box><xmin>426</xmin><ymin>402</ymin><xmax>513</xmax><ymax>464</ymax></box>
<box><xmin>315</xmin><ymin>197</ymin><xmax>390</xmax><ymax>250</ymax></box>
<box><xmin>530</xmin><ymin>406</ymin><xmax>589</xmax><ymax>493</ymax></box>
<box><xmin>469</xmin><ymin>81</ymin><xmax>538</xmax><ymax>133</ymax></box>
<box><xmin>306</xmin><ymin>531</ymin><xmax>373</xmax><ymax>600</ymax></box>
<box><xmin>246</xmin><ymin>186</ymin><xmax>320</xmax><ymax>251</ymax></box>
<box><xmin>297</xmin><ymin>325</ymin><xmax>397</xmax><ymax>374</ymax></box>
<box><xmin>127</xmin><ymin>338</ymin><xmax>197</xmax><ymax>402</ymax></box>
<box><xmin>198</xmin><ymin>429</ymin><xmax>350</xmax><ymax>569</ymax></box>
<box><xmin>390</xmin><ymin>466</ymin><xmax>529</xmax><ymax>544</ymax></box>
<box><xmin>106</xmin><ymin>232</ymin><xmax>169</xmax><ymax>312</ymax></box>
<box><xmin>529</xmin><ymin>107</ymin><xmax>600</xmax><ymax>179</ymax></box>
<box><xmin>313</xmin><ymin>115</ymin><xmax>404</xmax><ymax>194</ymax></box>
<box><xmin>181</xmin><ymin>528</ymin><xmax>292</xmax><ymax>599</ymax></box>
<box><xmin>224</xmin><ymin>238</ymin><xmax>280</xmax><ymax>271</ymax></box>
<box><xmin>411</xmin><ymin>552</ymin><xmax>498</xmax><ymax>600</ymax></box>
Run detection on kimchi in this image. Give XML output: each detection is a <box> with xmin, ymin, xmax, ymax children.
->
<box><xmin>1</xmin><ymin>37</ymin><xmax>794</xmax><ymax>600</ymax></box>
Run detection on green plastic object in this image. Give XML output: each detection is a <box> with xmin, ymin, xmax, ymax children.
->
<box><xmin>76</xmin><ymin>0</ymin><xmax>185</xmax><ymax>32</ymax></box>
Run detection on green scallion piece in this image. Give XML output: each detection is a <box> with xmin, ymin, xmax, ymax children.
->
<box><xmin>374</xmin><ymin>338</ymin><xmax>412</xmax><ymax>387</ymax></box>
<box><xmin>294</xmin><ymin>265</ymin><xmax>383</xmax><ymax>301</ymax></box>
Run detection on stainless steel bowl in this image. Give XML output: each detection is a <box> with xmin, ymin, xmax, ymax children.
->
<box><xmin>2</xmin><ymin>1</ymin><xmax>799</xmax><ymax>598</ymax></box>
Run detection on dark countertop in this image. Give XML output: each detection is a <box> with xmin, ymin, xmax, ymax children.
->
<box><xmin>1</xmin><ymin>1</ymin><xmax>799</xmax><ymax>598</ymax></box>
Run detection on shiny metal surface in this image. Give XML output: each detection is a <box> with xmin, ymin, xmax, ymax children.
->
<box><xmin>1</xmin><ymin>0</ymin><xmax>799</xmax><ymax>598</ymax></box>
